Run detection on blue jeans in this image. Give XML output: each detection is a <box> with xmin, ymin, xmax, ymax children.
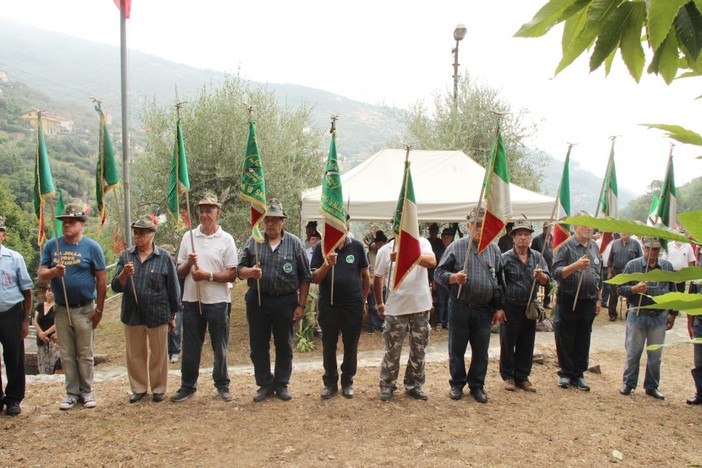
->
<box><xmin>246</xmin><ymin>290</ymin><xmax>296</xmax><ymax>388</ymax></box>
<box><xmin>180</xmin><ymin>302</ymin><xmax>230</xmax><ymax>392</ymax></box>
<box><xmin>168</xmin><ymin>309</ymin><xmax>182</xmax><ymax>357</ymax></box>
<box><xmin>435</xmin><ymin>285</ymin><xmax>450</xmax><ymax>327</ymax></box>
<box><xmin>692</xmin><ymin>316</ymin><xmax>702</xmax><ymax>397</ymax></box>
<box><xmin>448</xmin><ymin>301</ymin><xmax>493</xmax><ymax>390</ymax></box>
<box><xmin>366</xmin><ymin>290</ymin><xmax>384</xmax><ymax>331</ymax></box>
<box><xmin>622</xmin><ymin>310</ymin><xmax>667</xmax><ymax>390</ymax></box>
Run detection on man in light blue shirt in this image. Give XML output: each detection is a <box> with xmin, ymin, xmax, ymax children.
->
<box><xmin>0</xmin><ymin>215</ymin><xmax>33</xmax><ymax>416</ymax></box>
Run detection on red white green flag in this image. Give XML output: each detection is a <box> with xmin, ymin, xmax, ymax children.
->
<box><xmin>320</xmin><ymin>131</ymin><xmax>347</xmax><ymax>258</ymax></box>
<box><xmin>553</xmin><ymin>150</ymin><xmax>572</xmax><ymax>252</ymax></box>
<box><xmin>598</xmin><ymin>143</ymin><xmax>618</xmax><ymax>254</ymax></box>
<box><xmin>655</xmin><ymin>154</ymin><xmax>677</xmax><ymax>228</ymax></box>
<box><xmin>239</xmin><ymin>120</ymin><xmax>267</xmax><ymax>242</ymax></box>
<box><xmin>646</xmin><ymin>194</ymin><xmax>660</xmax><ymax>226</ymax></box>
<box><xmin>392</xmin><ymin>159</ymin><xmax>421</xmax><ymax>290</ymax></box>
<box><xmin>34</xmin><ymin>112</ymin><xmax>55</xmax><ymax>245</ymax></box>
<box><xmin>477</xmin><ymin>130</ymin><xmax>512</xmax><ymax>253</ymax></box>
<box><xmin>96</xmin><ymin>107</ymin><xmax>120</xmax><ymax>230</ymax></box>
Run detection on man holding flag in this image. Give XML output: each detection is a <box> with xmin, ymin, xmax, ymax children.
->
<box><xmin>434</xmin><ymin>208</ymin><xmax>506</xmax><ymax>403</ymax></box>
<box><xmin>374</xmin><ymin>158</ymin><xmax>436</xmax><ymax>402</ymax></box>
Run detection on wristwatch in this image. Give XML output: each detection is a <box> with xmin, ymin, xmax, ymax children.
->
<box><xmin>209</xmin><ymin>272</ymin><xmax>214</xmax><ymax>282</ymax></box>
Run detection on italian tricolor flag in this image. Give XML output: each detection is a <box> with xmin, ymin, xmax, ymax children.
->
<box><xmin>392</xmin><ymin>160</ymin><xmax>421</xmax><ymax>291</ymax></box>
<box><xmin>477</xmin><ymin>130</ymin><xmax>512</xmax><ymax>253</ymax></box>
<box><xmin>655</xmin><ymin>153</ymin><xmax>676</xmax><ymax>228</ymax></box>
<box><xmin>553</xmin><ymin>150</ymin><xmax>572</xmax><ymax>252</ymax></box>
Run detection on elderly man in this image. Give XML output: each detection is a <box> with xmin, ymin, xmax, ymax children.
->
<box><xmin>39</xmin><ymin>202</ymin><xmax>107</xmax><ymax>410</ymax></box>
<box><xmin>499</xmin><ymin>219</ymin><xmax>550</xmax><ymax>392</ymax></box>
<box><xmin>311</xmin><ymin>232</ymin><xmax>370</xmax><ymax>399</ymax></box>
<box><xmin>112</xmin><ymin>215</ymin><xmax>181</xmax><ymax>403</ymax></box>
<box><xmin>551</xmin><ymin>213</ymin><xmax>603</xmax><ymax>391</ymax></box>
<box><xmin>530</xmin><ymin>221</ymin><xmax>554</xmax><ymax>309</ymax></box>
<box><xmin>171</xmin><ymin>194</ymin><xmax>238</xmax><ymax>403</ymax></box>
<box><xmin>434</xmin><ymin>208</ymin><xmax>505</xmax><ymax>403</ymax></box>
<box><xmin>0</xmin><ymin>216</ymin><xmax>33</xmax><ymax>416</ymax></box>
<box><xmin>374</xmin><ymin>231</ymin><xmax>436</xmax><ymax>401</ymax></box>
<box><xmin>607</xmin><ymin>232</ymin><xmax>643</xmax><ymax>321</ymax></box>
<box><xmin>238</xmin><ymin>199</ymin><xmax>311</xmax><ymax>402</ymax></box>
<box><xmin>688</xmin><ymin>248</ymin><xmax>702</xmax><ymax>405</ymax></box>
<box><xmin>618</xmin><ymin>236</ymin><xmax>677</xmax><ymax>400</ymax></box>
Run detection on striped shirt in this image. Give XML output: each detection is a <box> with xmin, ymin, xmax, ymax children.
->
<box><xmin>501</xmin><ymin>248</ymin><xmax>550</xmax><ymax>306</ymax></box>
<box><xmin>608</xmin><ymin>238</ymin><xmax>643</xmax><ymax>273</ymax></box>
<box><xmin>239</xmin><ymin>230</ymin><xmax>312</xmax><ymax>296</ymax></box>
<box><xmin>552</xmin><ymin>235</ymin><xmax>603</xmax><ymax>300</ymax></box>
<box><xmin>616</xmin><ymin>257</ymin><xmax>675</xmax><ymax>311</ymax></box>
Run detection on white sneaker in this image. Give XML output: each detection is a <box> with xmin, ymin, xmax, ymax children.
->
<box><xmin>59</xmin><ymin>396</ymin><xmax>78</xmax><ymax>410</ymax></box>
<box><xmin>170</xmin><ymin>354</ymin><xmax>179</xmax><ymax>364</ymax></box>
<box><xmin>81</xmin><ymin>393</ymin><xmax>96</xmax><ymax>408</ymax></box>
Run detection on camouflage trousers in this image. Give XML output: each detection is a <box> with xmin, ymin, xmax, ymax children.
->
<box><xmin>379</xmin><ymin>311</ymin><xmax>430</xmax><ymax>391</ymax></box>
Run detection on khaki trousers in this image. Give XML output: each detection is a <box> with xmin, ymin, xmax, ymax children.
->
<box><xmin>124</xmin><ymin>324</ymin><xmax>169</xmax><ymax>394</ymax></box>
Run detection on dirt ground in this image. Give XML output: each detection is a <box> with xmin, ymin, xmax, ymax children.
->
<box><xmin>4</xmin><ymin>283</ymin><xmax>702</xmax><ymax>467</ymax></box>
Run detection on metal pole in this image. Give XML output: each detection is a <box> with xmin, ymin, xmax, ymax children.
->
<box><xmin>119</xmin><ymin>0</ymin><xmax>132</xmax><ymax>249</ymax></box>
<box><xmin>452</xmin><ymin>40</ymin><xmax>460</xmax><ymax>108</ymax></box>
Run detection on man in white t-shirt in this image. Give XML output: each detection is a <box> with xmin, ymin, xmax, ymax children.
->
<box><xmin>373</xmin><ymin>236</ymin><xmax>436</xmax><ymax>401</ymax></box>
<box><xmin>661</xmin><ymin>233</ymin><xmax>695</xmax><ymax>292</ymax></box>
<box><xmin>171</xmin><ymin>193</ymin><xmax>238</xmax><ymax>403</ymax></box>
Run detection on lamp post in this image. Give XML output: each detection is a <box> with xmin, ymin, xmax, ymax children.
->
<box><xmin>452</xmin><ymin>23</ymin><xmax>467</xmax><ymax>108</ymax></box>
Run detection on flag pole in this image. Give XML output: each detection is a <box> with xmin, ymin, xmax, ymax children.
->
<box><xmin>46</xmin><ymin>197</ymin><xmax>72</xmax><ymax>327</ymax></box>
<box><xmin>573</xmin><ymin>136</ymin><xmax>616</xmax><ymax>311</ymax></box>
<box><xmin>94</xmin><ymin>96</ymin><xmax>138</xmax><ymax>305</ymax></box>
<box><xmin>329</xmin><ymin>117</ymin><xmax>341</xmax><ymax>305</ymax></box>
<box><xmin>525</xmin><ymin>143</ymin><xmax>573</xmax><ymax>314</ymax></box>
<box><xmin>457</xmin><ymin>115</ymin><xmax>505</xmax><ymax>298</ymax></box>
<box><xmin>119</xmin><ymin>0</ymin><xmax>132</xmax><ymax>253</ymax></box>
<box><xmin>246</xmin><ymin>104</ymin><xmax>262</xmax><ymax>307</ymax></box>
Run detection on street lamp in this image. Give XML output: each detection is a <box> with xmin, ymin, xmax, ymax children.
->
<box><xmin>452</xmin><ymin>23</ymin><xmax>467</xmax><ymax>107</ymax></box>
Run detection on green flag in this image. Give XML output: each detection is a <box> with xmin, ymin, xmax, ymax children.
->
<box><xmin>553</xmin><ymin>148</ymin><xmax>572</xmax><ymax>251</ymax></box>
<box><xmin>96</xmin><ymin>107</ymin><xmax>120</xmax><ymax>229</ymax></box>
<box><xmin>239</xmin><ymin>120</ymin><xmax>267</xmax><ymax>242</ymax></box>
<box><xmin>34</xmin><ymin>112</ymin><xmax>55</xmax><ymax>245</ymax></box>
<box><xmin>391</xmin><ymin>160</ymin><xmax>409</xmax><ymax>238</ymax></box>
<box><xmin>320</xmin><ymin>131</ymin><xmax>346</xmax><ymax>257</ymax></box>
<box><xmin>53</xmin><ymin>190</ymin><xmax>65</xmax><ymax>238</ymax></box>
<box><xmin>655</xmin><ymin>154</ymin><xmax>677</xmax><ymax>228</ymax></box>
<box><xmin>167</xmin><ymin>119</ymin><xmax>190</xmax><ymax>220</ymax></box>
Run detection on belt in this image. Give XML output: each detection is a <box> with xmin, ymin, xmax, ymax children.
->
<box><xmin>634</xmin><ymin>309</ymin><xmax>666</xmax><ymax>317</ymax></box>
<box><xmin>57</xmin><ymin>300</ymin><xmax>93</xmax><ymax>308</ymax></box>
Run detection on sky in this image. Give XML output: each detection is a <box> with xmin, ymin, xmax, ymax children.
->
<box><xmin>1</xmin><ymin>0</ymin><xmax>700</xmax><ymax>196</ymax></box>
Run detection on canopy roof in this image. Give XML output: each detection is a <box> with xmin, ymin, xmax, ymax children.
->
<box><xmin>301</xmin><ymin>149</ymin><xmax>555</xmax><ymax>223</ymax></box>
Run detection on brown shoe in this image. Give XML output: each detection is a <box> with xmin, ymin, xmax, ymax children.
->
<box><xmin>518</xmin><ymin>381</ymin><xmax>537</xmax><ymax>393</ymax></box>
<box><xmin>504</xmin><ymin>379</ymin><xmax>516</xmax><ymax>391</ymax></box>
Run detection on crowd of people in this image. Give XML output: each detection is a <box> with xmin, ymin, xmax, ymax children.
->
<box><xmin>0</xmin><ymin>200</ymin><xmax>700</xmax><ymax>416</ymax></box>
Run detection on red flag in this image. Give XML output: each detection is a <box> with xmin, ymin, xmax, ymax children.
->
<box><xmin>113</xmin><ymin>0</ymin><xmax>131</xmax><ymax>18</ymax></box>
<box><xmin>392</xmin><ymin>160</ymin><xmax>421</xmax><ymax>290</ymax></box>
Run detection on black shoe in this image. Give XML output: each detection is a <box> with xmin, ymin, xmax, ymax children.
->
<box><xmin>645</xmin><ymin>388</ymin><xmax>665</xmax><ymax>400</ymax></box>
<box><xmin>558</xmin><ymin>377</ymin><xmax>571</xmax><ymax>389</ymax></box>
<box><xmin>619</xmin><ymin>384</ymin><xmax>633</xmax><ymax>396</ymax></box>
<box><xmin>217</xmin><ymin>388</ymin><xmax>233</xmax><ymax>402</ymax></box>
<box><xmin>470</xmin><ymin>388</ymin><xmax>488</xmax><ymax>404</ymax></box>
<box><xmin>686</xmin><ymin>395</ymin><xmax>702</xmax><ymax>405</ymax></box>
<box><xmin>379</xmin><ymin>388</ymin><xmax>393</xmax><ymax>401</ymax></box>
<box><xmin>276</xmin><ymin>386</ymin><xmax>292</xmax><ymax>401</ymax></box>
<box><xmin>253</xmin><ymin>386</ymin><xmax>274</xmax><ymax>402</ymax></box>
<box><xmin>320</xmin><ymin>385</ymin><xmax>338</xmax><ymax>400</ymax></box>
<box><xmin>609</xmin><ymin>316</ymin><xmax>617</xmax><ymax>322</ymax></box>
<box><xmin>574</xmin><ymin>377</ymin><xmax>590</xmax><ymax>391</ymax></box>
<box><xmin>450</xmin><ymin>386</ymin><xmax>463</xmax><ymax>400</ymax></box>
<box><xmin>4</xmin><ymin>402</ymin><xmax>20</xmax><ymax>416</ymax></box>
<box><xmin>170</xmin><ymin>388</ymin><xmax>196</xmax><ymax>402</ymax></box>
<box><xmin>152</xmin><ymin>393</ymin><xmax>165</xmax><ymax>403</ymax></box>
<box><xmin>405</xmin><ymin>387</ymin><xmax>428</xmax><ymax>401</ymax></box>
<box><xmin>129</xmin><ymin>392</ymin><xmax>146</xmax><ymax>404</ymax></box>
<box><xmin>341</xmin><ymin>385</ymin><xmax>354</xmax><ymax>399</ymax></box>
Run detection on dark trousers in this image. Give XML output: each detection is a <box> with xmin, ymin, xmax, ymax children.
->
<box><xmin>0</xmin><ymin>302</ymin><xmax>26</xmax><ymax>404</ymax></box>
<box><xmin>436</xmin><ymin>285</ymin><xmax>450</xmax><ymax>326</ymax></box>
<box><xmin>693</xmin><ymin>316</ymin><xmax>702</xmax><ymax>398</ymax></box>
<box><xmin>366</xmin><ymin>290</ymin><xmax>383</xmax><ymax>331</ymax></box>
<box><xmin>542</xmin><ymin>280</ymin><xmax>552</xmax><ymax>307</ymax></box>
<box><xmin>499</xmin><ymin>303</ymin><xmax>536</xmax><ymax>382</ymax></box>
<box><xmin>168</xmin><ymin>309</ymin><xmax>182</xmax><ymax>356</ymax></box>
<box><xmin>246</xmin><ymin>290</ymin><xmax>296</xmax><ymax>388</ymax></box>
<box><xmin>607</xmin><ymin>283</ymin><xmax>621</xmax><ymax>319</ymax></box>
<box><xmin>180</xmin><ymin>301</ymin><xmax>230</xmax><ymax>391</ymax></box>
<box><xmin>318</xmin><ymin>302</ymin><xmax>362</xmax><ymax>387</ymax></box>
<box><xmin>553</xmin><ymin>292</ymin><xmax>596</xmax><ymax>379</ymax></box>
<box><xmin>448</xmin><ymin>301</ymin><xmax>493</xmax><ymax>390</ymax></box>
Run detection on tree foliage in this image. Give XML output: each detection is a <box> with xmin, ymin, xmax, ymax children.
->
<box><xmin>516</xmin><ymin>0</ymin><xmax>702</xmax><ymax>84</ymax></box>
<box><xmin>132</xmin><ymin>75</ymin><xmax>324</xmax><ymax>248</ymax></box>
<box><xmin>0</xmin><ymin>179</ymin><xmax>38</xmax><ymax>272</ymax></box>
<box><xmin>394</xmin><ymin>74</ymin><xmax>545</xmax><ymax>191</ymax></box>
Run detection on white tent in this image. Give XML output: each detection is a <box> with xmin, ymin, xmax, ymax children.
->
<box><xmin>300</xmin><ymin>149</ymin><xmax>555</xmax><ymax>223</ymax></box>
